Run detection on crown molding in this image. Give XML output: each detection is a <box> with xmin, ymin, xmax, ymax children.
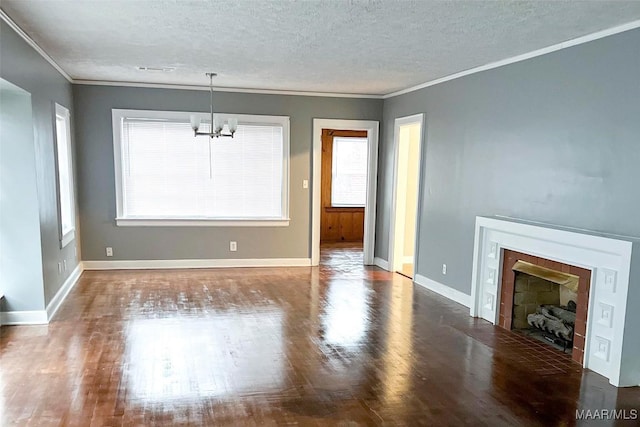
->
<box><xmin>383</xmin><ymin>19</ymin><xmax>640</xmax><ymax>99</ymax></box>
<box><xmin>72</xmin><ymin>79</ymin><xmax>384</xmax><ymax>99</ymax></box>
<box><xmin>1</xmin><ymin>8</ymin><xmax>381</xmax><ymax>99</ymax></box>
<box><xmin>0</xmin><ymin>9</ymin><xmax>73</xmax><ymax>83</ymax></box>
<box><xmin>3</xmin><ymin>7</ymin><xmax>639</xmax><ymax>100</ymax></box>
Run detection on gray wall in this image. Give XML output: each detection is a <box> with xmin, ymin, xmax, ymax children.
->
<box><xmin>0</xmin><ymin>81</ymin><xmax>46</xmax><ymax>311</ymax></box>
<box><xmin>377</xmin><ymin>28</ymin><xmax>640</xmax><ymax>295</ymax></box>
<box><xmin>0</xmin><ymin>21</ymin><xmax>79</xmax><ymax>308</ymax></box>
<box><xmin>74</xmin><ymin>85</ymin><xmax>382</xmax><ymax>261</ymax></box>
<box><xmin>623</xmin><ymin>244</ymin><xmax>640</xmax><ymax>386</ymax></box>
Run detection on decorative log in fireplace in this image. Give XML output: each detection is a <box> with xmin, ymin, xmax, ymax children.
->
<box><xmin>527</xmin><ymin>303</ymin><xmax>576</xmax><ymax>343</ymax></box>
<box><xmin>499</xmin><ymin>250</ymin><xmax>594</xmax><ymax>362</ymax></box>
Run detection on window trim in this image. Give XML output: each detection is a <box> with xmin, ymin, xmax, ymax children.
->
<box><xmin>54</xmin><ymin>103</ymin><xmax>76</xmax><ymax>248</ymax></box>
<box><xmin>330</xmin><ymin>136</ymin><xmax>367</xmax><ymax>208</ymax></box>
<box><xmin>111</xmin><ymin>109</ymin><xmax>290</xmax><ymax>227</ymax></box>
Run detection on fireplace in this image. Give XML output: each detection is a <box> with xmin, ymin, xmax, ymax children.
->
<box><xmin>498</xmin><ymin>249</ymin><xmax>591</xmax><ymax>364</ymax></box>
<box><xmin>470</xmin><ymin>216</ymin><xmax>638</xmax><ymax>387</ymax></box>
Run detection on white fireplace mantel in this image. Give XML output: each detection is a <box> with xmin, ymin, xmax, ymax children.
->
<box><xmin>470</xmin><ymin>216</ymin><xmax>639</xmax><ymax>387</ymax></box>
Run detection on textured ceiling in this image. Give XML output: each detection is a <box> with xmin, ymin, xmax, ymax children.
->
<box><xmin>3</xmin><ymin>1</ymin><xmax>640</xmax><ymax>95</ymax></box>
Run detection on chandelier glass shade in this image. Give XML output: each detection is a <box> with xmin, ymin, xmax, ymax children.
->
<box><xmin>190</xmin><ymin>73</ymin><xmax>237</xmax><ymax>138</ymax></box>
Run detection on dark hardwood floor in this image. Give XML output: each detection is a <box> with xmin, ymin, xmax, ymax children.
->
<box><xmin>1</xmin><ymin>245</ymin><xmax>638</xmax><ymax>426</ymax></box>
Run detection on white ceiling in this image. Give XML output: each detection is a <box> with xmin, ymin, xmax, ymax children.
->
<box><xmin>3</xmin><ymin>1</ymin><xmax>640</xmax><ymax>96</ymax></box>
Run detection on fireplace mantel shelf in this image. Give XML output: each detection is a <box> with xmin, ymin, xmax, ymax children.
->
<box><xmin>470</xmin><ymin>216</ymin><xmax>639</xmax><ymax>387</ymax></box>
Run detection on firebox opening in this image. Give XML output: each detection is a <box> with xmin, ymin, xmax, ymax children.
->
<box><xmin>511</xmin><ymin>261</ymin><xmax>579</xmax><ymax>353</ymax></box>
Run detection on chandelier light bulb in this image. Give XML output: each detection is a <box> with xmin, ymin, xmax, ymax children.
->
<box><xmin>228</xmin><ymin>118</ymin><xmax>238</xmax><ymax>133</ymax></box>
<box><xmin>190</xmin><ymin>115</ymin><xmax>201</xmax><ymax>131</ymax></box>
<box><xmin>214</xmin><ymin>117</ymin><xmax>224</xmax><ymax>132</ymax></box>
<box><xmin>192</xmin><ymin>73</ymin><xmax>236</xmax><ymax>138</ymax></box>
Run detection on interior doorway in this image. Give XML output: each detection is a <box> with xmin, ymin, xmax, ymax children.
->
<box><xmin>320</xmin><ymin>129</ymin><xmax>368</xmax><ymax>244</ymax></box>
<box><xmin>389</xmin><ymin>114</ymin><xmax>424</xmax><ymax>279</ymax></box>
<box><xmin>312</xmin><ymin>119</ymin><xmax>379</xmax><ymax>266</ymax></box>
<box><xmin>319</xmin><ymin>129</ymin><xmax>368</xmax><ymax>266</ymax></box>
<box><xmin>0</xmin><ymin>78</ymin><xmax>46</xmax><ymax>311</ymax></box>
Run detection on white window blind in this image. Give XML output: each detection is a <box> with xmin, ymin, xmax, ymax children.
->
<box><xmin>55</xmin><ymin>104</ymin><xmax>75</xmax><ymax>246</ymax></box>
<box><xmin>117</xmin><ymin>113</ymin><xmax>287</xmax><ymax>221</ymax></box>
<box><xmin>331</xmin><ymin>137</ymin><xmax>368</xmax><ymax>207</ymax></box>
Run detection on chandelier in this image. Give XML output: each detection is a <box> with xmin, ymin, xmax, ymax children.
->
<box><xmin>190</xmin><ymin>72</ymin><xmax>237</xmax><ymax>138</ymax></box>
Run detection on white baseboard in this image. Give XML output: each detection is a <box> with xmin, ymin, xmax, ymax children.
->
<box><xmin>83</xmin><ymin>258</ymin><xmax>312</xmax><ymax>270</ymax></box>
<box><xmin>0</xmin><ymin>310</ymin><xmax>48</xmax><ymax>325</ymax></box>
<box><xmin>414</xmin><ymin>274</ymin><xmax>471</xmax><ymax>307</ymax></box>
<box><xmin>46</xmin><ymin>263</ymin><xmax>83</xmax><ymax>321</ymax></box>
<box><xmin>0</xmin><ymin>263</ymin><xmax>84</xmax><ymax>326</ymax></box>
<box><xmin>373</xmin><ymin>257</ymin><xmax>390</xmax><ymax>271</ymax></box>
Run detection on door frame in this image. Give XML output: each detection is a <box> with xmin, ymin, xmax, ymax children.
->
<box><xmin>312</xmin><ymin>119</ymin><xmax>379</xmax><ymax>266</ymax></box>
<box><xmin>388</xmin><ymin>113</ymin><xmax>425</xmax><ymax>274</ymax></box>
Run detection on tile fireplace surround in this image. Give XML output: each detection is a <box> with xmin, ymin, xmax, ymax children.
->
<box><xmin>470</xmin><ymin>216</ymin><xmax>640</xmax><ymax>387</ymax></box>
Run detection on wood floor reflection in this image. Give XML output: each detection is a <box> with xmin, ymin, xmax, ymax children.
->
<box><xmin>1</xmin><ymin>245</ymin><xmax>638</xmax><ymax>426</ymax></box>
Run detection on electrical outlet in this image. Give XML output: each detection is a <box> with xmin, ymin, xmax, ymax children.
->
<box><xmin>106</xmin><ymin>247</ymin><xmax>113</xmax><ymax>257</ymax></box>
<box><xmin>442</xmin><ymin>264</ymin><xmax>447</xmax><ymax>275</ymax></box>
<box><xmin>302</xmin><ymin>179</ymin><xmax>309</xmax><ymax>189</ymax></box>
<box><xmin>230</xmin><ymin>241</ymin><xmax>237</xmax><ymax>252</ymax></box>
<box><xmin>58</xmin><ymin>262</ymin><xmax>62</xmax><ymax>274</ymax></box>
<box><xmin>63</xmin><ymin>260</ymin><xmax>67</xmax><ymax>271</ymax></box>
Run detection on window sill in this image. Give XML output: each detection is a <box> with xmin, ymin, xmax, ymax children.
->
<box><xmin>115</xmin><ymin>218</ymin><xmax>290</xmax><ymax>227</ymax></box>
<box><xmin>324</xmin><ymin>206</ymin><xmax>365</xmax><ymax>213</ymax></box>
<box><xmin>60</xmin><ymin>230</ymin><xmax>75</xmax><ymax>248</ymax></box>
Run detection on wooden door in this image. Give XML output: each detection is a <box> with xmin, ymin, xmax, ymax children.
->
<box><xmin>320</xmin><ymin>129</ymin><xmax>367</xmax><ymax>243</ymax></box>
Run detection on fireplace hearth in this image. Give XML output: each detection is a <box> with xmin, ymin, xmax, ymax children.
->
<box><xmin>471</xmin><ymin>216</ymin><xmax>638</xmax><ymax>387</ymax></box>
<box><xmin>499</xmin><ymin>249</ymin><xmax>591</xmax><ymax>363</ymax></box>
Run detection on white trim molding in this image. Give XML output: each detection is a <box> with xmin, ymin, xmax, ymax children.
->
<box><xmin>471</xmin><ymin>216</ymin><xmax>637</xmax><ymax>387</ymax></box>
<box><xmin>54</xmin><ymin>103</ymin><xmax>77</xmax><ymax>248</ymax></box>
<box><xmin>115</xmin><ymin>218</ymin><xmax>290</xmax><ymax>227</ymax></box>
<box><xmin>311</xmin><ymin>119</ymin><xmax>379</xmax><ymax>266</ymax></box>
<box><xmin>46</xmin><ymin>263</ymin><xmax>83</xmax><ymax>321</ymax></box>
<box><xmin>414</xmin><ymin>274</ymin><xmax>471</xmax><ymax>308</ymax></box>
<box><xmin>111</xmin><ymin>109</ymin><xmax>290</xmax><ymax>225</ymax></box>
<box><xmin>0</xmin><ymin>310</ymin><xmax>48</xmax><ymax>325</ymax></box>
<box><xmin>3</xmin><ymin>8</ymin><xmax>640</xmax><ymax>100</ymax></box>
<box><xmin>74</xmin><ymin>79</ymin><xmax>384</xmax><ymax>99</ymax></box>
<box><xmin>0</xmin><ymin>10</ymin><xmax>73</xmax><ymax>82</ymax></box>
<box><xmin>83</xmin><ymin>258</ymin><xmax>312</xmax><ymax>270</ymax></box>
<box><xmin>388</xmin><ymin>113</ymin><xmax>424</xmax><ymax>274</ymax></box>
<box><xmin>0</xmin><ymin>263</ymin><xmax>84</xmax><ymax>325</ymax></box>
<box><xmin>384</xmin><ymin>19</ymin><xmax>640</xmax><ymax>99</ymax></box>
<box><xmin>373</xmin><ymin>257</ymin><xmax>390</xmax><ymax>271</ymax></box>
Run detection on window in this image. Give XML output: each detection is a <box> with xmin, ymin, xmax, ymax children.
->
<box><xmin>54</xmin><ymin>104</ymin><xmax>75</xmax><ymax>247</ymax></box>
<box><xmin>331</xmin><ymin>137</ymin><xmax>367</xmax><ymax>207</ymax></box>
<box><xmin>112</xmin><ymin>110</ymin><xmax>290</xmax><ymax>226</ymax></box>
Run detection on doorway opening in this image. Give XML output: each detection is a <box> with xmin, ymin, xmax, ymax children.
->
<box><xmin>389</xmin><ymin>114</ymin><xmax>424</xmax><ymax>279</ymax></box>
<box><xmin>1</xmin><ymin>78</ymin><xmax>46</xmax><ymax>315</ymax></box>
<box><xmin>312</xmin><ymin>119</ymin><xmax>379</xmax><ymax>267</ymax></box>
<box><xmin>320</xmin><ymin>129</ymin><xmax>368</xmax><ymax>266</ymax></box>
